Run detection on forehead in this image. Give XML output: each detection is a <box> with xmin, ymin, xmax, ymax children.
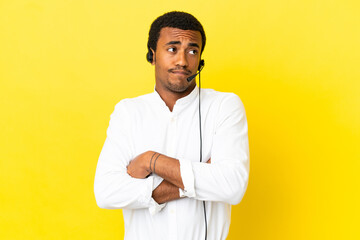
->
<box><xmin>158</xmin><ymin>27</ymin><xmax>202</xmax><ymax>47</ymax></box>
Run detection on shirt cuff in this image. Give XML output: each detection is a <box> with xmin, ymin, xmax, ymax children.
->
<box><xmin>179</xmin><ymin>188</ymin><xmax>186</xmax><ymax>198</ymax></box>
<box><xmin>152</xmin><ymin>174</ymin><xmax>163</xmax><ymax>190</ymax></box>
<box><xmin>149</xmin><ymin>198</ymin><xmax>166</xmax><ymax>215</ymax></box>
<box><xmin>179</xmin><ymin>159</ymin><xmax>196</xmax><ymax>198</ymax></box>
<box><xmin>148</xmin><ymin>175</ymin><xmax>166</xmax><ymax>215</ymax></box>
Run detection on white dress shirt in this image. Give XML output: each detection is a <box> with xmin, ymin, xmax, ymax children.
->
<box><xmin>94</xmin><ymin>86</ymin><xmax>249</xmax><ymax>240</ymax></box>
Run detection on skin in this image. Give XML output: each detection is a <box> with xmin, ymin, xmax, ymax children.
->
<box><xmin>127</xmin><ymin>27</ymin><xmax>210</xmax><ymax>204</ymax></box>
<box><xmin>152</xmin><ymin>27</ymin><xmax>202</xmax><ymax>111</ymax></box>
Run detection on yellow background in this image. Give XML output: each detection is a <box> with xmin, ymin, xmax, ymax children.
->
<box><xmin>1</xmin><ymin>0</ymin><xmax>359</xmax><ymax>239</ymax></box>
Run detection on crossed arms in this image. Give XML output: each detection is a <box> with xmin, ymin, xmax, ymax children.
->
<box><xmin>127</xmin><ymin>151</ymin><xmax>211</xmax><ymax>204</ymax></box>
<box><xmin>94</xmin><ymin>93</ymin><xmax>249</xmax><ymax>210</ymax></box>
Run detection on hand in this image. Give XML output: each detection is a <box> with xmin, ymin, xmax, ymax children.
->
<box><xmin>127</xmin><ymin>151</ymin><xmax>153</xmax><ymax>179</ymax></box>
<box><xmin>207</xmin><ymin>158</ymin><xmax>211</xmax><ymax>164</ymax></box>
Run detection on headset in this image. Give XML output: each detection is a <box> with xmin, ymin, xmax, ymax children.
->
<box><xmin>147</xmin><ymin>50</ymin><xmax>207</xmax><ymax>239</ymax></box>
<box><xmin>146</xmin><ymin>49</ymin><xmax>154</xmax><ymax>64</ymax></box>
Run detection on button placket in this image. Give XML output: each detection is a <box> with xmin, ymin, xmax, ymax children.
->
<box><xmin>167</xmin><ymin>113</ymin><xmax>178</xmax><ymax>240</ymax></box>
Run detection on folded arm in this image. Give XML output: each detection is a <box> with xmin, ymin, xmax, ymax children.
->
<box><xmin>128</xmin><ymin>154</ymin><xmax>211</xmax><ymax>204</ymax></box>
<box><xmin>94</xmin><ymin>102</ymin><xmax>163</xmax><ymax>211</ymax></box>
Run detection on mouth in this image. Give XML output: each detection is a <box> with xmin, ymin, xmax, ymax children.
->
<box><xmin>168</xmin><ymin>69</ymin><xmax>192</xmax><ymax>76</ymax></box>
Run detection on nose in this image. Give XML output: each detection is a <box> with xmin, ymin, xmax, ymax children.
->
<box><xmin>175</xmin><ymin>50</ymin><xmax>188</xmax><ymax>68</ymax></box>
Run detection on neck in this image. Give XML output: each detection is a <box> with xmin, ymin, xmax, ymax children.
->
<box><xmin>155</xmin><ymin>84</ymin><xmax>196</xmax><ymax>112</ymax></box>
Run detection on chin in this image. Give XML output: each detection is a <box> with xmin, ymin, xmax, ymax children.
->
<box><xmin>167</xmin><ymin>85</ymin><xmax>188</xmax><ymax>93</ymax></box>
<box><xmin>166</xmin><ymin>81</ymin><xmax>192</xmax><ymax>93</ymax></box>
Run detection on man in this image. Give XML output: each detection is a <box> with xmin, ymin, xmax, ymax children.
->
<box><xmin>94</xmin><ymin>11</ymin><xmax>249</xmax><ymax>240</ymax></box>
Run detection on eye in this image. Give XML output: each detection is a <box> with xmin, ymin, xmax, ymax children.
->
<box><xmin>189</xmin><ymin>49</ymin><xmax>198</xmax><ymax>55</ymax></box>
<box><xmin>168</xmin><ymin>47</ymin><xmax>176</xmax><ymax>53</ymax></box>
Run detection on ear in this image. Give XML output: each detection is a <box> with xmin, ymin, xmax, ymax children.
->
<box><xmin>151</xmin><ymin>49</ymin><xmax>155</xmax><ymax>65</ymax></box>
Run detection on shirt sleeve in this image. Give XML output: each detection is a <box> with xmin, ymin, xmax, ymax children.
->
<box><xmin>178</xmin><ymin>159</ymin><xmax>196</xmax><ymax>198</ymax></box>
<box><xmin>94</xmin><ymin>101</ymin><xmax>165</xmax><ymax>213</ymax></box>
<box><xmin>179</xmin><ymin>93</ymin><xmax>250</xmax><ymax>205</ymax></box>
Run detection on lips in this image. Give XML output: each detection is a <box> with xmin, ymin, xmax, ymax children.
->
<box><xmin>168</xmin><ymin>69</ymin><xmax>191</xmax><ymax>75</ymax></box>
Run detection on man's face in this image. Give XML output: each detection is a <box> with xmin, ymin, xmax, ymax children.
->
<box><xmin>152</xmin><ymin>27</ymin><xmax>202</xmax><ymax>94</ymax></box>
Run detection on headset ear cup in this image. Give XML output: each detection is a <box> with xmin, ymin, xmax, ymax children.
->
<box><xmin>146</xmin><ymin>51</ymin><xmax>153</xmax><ymax>63</ymax></box>
<box><xmin>198</xmin><ymin>59</ymin><xmax>205</xmax><ymax>71</ymax></box>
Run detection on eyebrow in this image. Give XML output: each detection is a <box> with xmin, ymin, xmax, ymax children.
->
<box><xmin>165</xmin><ymin>41</ymin><xmax>200</xmax><ymax>48</ymax></box>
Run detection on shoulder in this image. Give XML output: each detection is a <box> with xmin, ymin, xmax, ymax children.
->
<box><xmin>201</xmin><ymin>88</ymin><xmax>245</xmax><ymax>112</ymax></box>
<box><xmin>202</xmin><ymin>89</ymin><xmax>247</xmax><ymax>131</ymax></box>
<box><xmin>113</xmin><ymin>92</ymin><xmax>155</xmax><ymax>113</ymax></box>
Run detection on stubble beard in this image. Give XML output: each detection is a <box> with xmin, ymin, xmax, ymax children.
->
<box><xmin>165</xmin><ymin>79</ymin><xmax>190</xmax><ymax>93</ymax></box>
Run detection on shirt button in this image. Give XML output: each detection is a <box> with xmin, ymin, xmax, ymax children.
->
<box><xmin>171</xmin><ymin>117</ymin><xmax>175</xmax><ymax>123</ymax></box>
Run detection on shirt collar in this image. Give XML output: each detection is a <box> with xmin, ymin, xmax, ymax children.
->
<box><xmin>152</xmin><ymin>85</ymin><xmax>199</xmax><ymax>109</ymax></box>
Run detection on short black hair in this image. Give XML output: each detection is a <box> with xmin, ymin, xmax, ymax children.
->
<box><xmin>147</xmin><ymin>11</ymin><xmax>206</xmax><ymax>60</ymax></box>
